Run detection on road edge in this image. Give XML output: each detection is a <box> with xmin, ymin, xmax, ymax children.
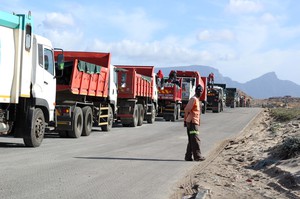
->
<box><xmin>169</xmin><ymin>108</ymin><xmax>264</xmax><ymax>199</ymax></box>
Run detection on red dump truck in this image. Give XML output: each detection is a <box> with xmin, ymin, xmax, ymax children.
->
<box><xmin>169</xmin><ymin>70</ymin><xmax>207</xmax><ymax>116</ymax></box>
<box><xmin>53</xmin><ymin>51</ymin><xmax>118</xmax><ymax>138</ymax></box>
<box><xmin>115</xmin><ymin>65</ymin><xmax>158</xmax><ymax>127</ymax></box>
<box><xmin>157</xmin><ymin>71</ymin><xmax>182</xmax><ymax>121</ymax></box>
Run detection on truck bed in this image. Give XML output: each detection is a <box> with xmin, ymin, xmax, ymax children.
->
<box><xmin>55</xmin><ymin>51</ymin><xmax>111</xmax><ymax>98</ymax></box>
<box><xmin>115</xmin><ymin>65</ymin><xmax>154</xmax><ymax>99</ymax></box>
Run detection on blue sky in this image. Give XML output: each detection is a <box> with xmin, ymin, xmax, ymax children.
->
<box><xmin>1</xmin><ymin>0</ymin><xmax>300</xmax><ymax>84</ymax></box>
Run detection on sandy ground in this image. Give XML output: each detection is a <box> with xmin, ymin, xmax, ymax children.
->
<box><xmin>170</xmin><ymin>109</ymin><xmax>300</xmax><ymax>199</ymax></box>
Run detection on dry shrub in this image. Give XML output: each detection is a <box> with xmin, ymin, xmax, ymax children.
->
<box><xmin>270</xmin><ymin>108</ymin><xmax>300</xmax><ymax>122</ymax></box>
<box><xmin>272</xmin><ymin>136</ymin><xmax>300</xmax><ymax>159</ymax></box>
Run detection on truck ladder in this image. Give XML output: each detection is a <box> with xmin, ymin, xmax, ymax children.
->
<box><xmin>98</xmin><ymin>106</ymin><xmax>109</xmax><ymax>126</ymax></box>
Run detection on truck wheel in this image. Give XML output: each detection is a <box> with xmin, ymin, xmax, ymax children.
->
<box><xmin>163</xmin><ymin>115</ymin><xmax>168</xmax><ymax>121</ymax></box>
<box><xmin>171</xmin><ymin>104</ymin><xmax>176</xmax><ymax>122</ymax></box>
<box><xmin>232</xmin><ymin>102</ymin><xmax>235</xmax><ymax>108</ymax></box>
<box><xmin>147</xmin><ymin>105</ymin><xmax>156</xmax><ymax>124</ymax></box>
<box><xmin>23</xmin><ymin>108</ymin><xmax>45</xmax><ymax>147</ymax></box>
<box><xmin>82</xmin><ymin>106</ymin><xmax>92</xmax><ymax>136</ymax></box>
<box><xmin>137</xmin><ymin>104</ymin><xmax>144</xmax><ymax>126</ymax></box>
<box><xmin>171</xmin><ymin>114</ymin><xmax>176</xmax><ymax>122</ymax></box>
<box><xmin>101</xmin><ymin>105</ymin><xmax>113</xmax><ymax>131</ymax></box>
<box><xmin>217</xmin><ymin>103</ymin><xmax>221</xmax><ymax>113</ymax></box>
<box><xmin>202</xmin><ymin>102</ymin><xmax>207</xmax><ymax>114</ymax></box>
<box><xmin>176</xmin><ymin>104</ymin><xmax>181</xmax><ymax>120</ymax></box>
<box><xmin>68</xmin><ymin>107</ymin><xmax>83</xmax><ymax>138</ymax></box>
<box><xmin>130</xmin><ymin>105</ymin><xmax>138</xmax><ymax>127</ymax></box>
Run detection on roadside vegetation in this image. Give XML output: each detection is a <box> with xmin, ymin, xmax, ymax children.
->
<box><xmin>269</xmin><ymin>108</ymin><xmax>300</xmax><ymax>160</ymax></box>
<box><xmin>274</xmin><ymin>136</ymin><xmax>300</xmax><ymax>159</ymax></box>
<box><xmin>269</xmin><ymin>108</ymin><xmax>300</xmax><ymax>122</ymax></box>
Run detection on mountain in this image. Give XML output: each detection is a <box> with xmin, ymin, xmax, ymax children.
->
<box><xmin>242</xmin><ymin>72</ymin><xmax>300</xmax><ymax>98</ymax></box>
<box><xmin>155</xmin><ymin>65</ymin><xmax>300</xmax><ymax>99</ymax></box>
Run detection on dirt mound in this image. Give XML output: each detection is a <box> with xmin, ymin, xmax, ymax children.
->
<box><xmin>170</xmin><ymin>109</ymin><xmax>300</xmax><ymax>199</ymax></box>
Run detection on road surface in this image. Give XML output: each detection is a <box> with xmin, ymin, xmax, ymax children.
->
<box><xmin>0</xmin><ymin>107</ymin><xmax>262</xmax><ymax>199</ymax></box>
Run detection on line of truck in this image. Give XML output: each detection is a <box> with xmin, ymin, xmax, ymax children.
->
<box><xmin>206</xmin><ymin>82</ymin><xmax>251</xmax><ymax>112</ymax></box>
<box><xmin>0</xmin><ymin>11</ymin><xmax>246</xmax><ymax>147</ymax></box>
<box><xmin>0</xmin><ymin>10</ymin><xmax>169</xmax><ymax>147</ymax></box>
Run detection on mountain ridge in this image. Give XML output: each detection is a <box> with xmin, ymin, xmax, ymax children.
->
<box><xmin>155</xmin><ymin>65</ymin><xmax>300</xmax><ymax>99</ymax></box>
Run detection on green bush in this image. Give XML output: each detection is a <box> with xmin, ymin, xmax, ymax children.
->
<box><xmin>269</xmin><ymin>123</ymin><xmax>280</xmax><ymax>134</ymax></box>
<box><xmin>270</xmin><ymin>108</ymin><xmax>300</xmax><ymax>122</ymax></box>
<box><xmin>276</xmin><ymin>136</ymin><xmax>300</xmax><ymax>159</ymax></box>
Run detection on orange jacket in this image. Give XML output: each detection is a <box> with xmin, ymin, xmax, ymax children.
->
<box><xmin>184</xmin><ymin>96</ymin><xmax>201</xmax><ymax>125</ymax></box>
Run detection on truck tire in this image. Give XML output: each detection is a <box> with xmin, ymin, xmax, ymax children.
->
<box><xmin>147</xmin><ymin>104</ymin><xmax>156</xmax><ymax>124</ymax></box>
<box><xmin>68</xmin><ymin>107</ymin><xmax>83</xmax><ymax>138</ymax></box>
<box><xmin>137</xmin><ymin>104</ymin><xmax>144</xmax><ymax>126</ymax></box>
<box><xmin>231</xmin><ymin>102</ymin><xmax>235</xmax><ymax>108</ymax></box>
<box><xmin>101</xmin><ymin>105</ymin><xmax>113</xmax><ymax>131</ymax></box>
<box><xmin>202</xmin><ymin>101</ymin><xmax>207</xmax><ymax>114</ymax></box>
<box><xmin>176</xmin><ymin>104</ymin><xmax>181</xmax><ymax>120</ymax></box>
<box><xmin>130</xmin><ymin>105</ymin><xmax>138</xmax><ymax>127</ymax></box>
<box><xmin>82</xmin><ymin>106</ymin><xmax>92</xmax><ymax>136</ymax></box>
<box><xmin>23</xmin><ymin>108</ymin><xmax>45</xmax><ymax>147</ymax></box>
<box><xmin>171</xmin><ymin>104</ymin><xmax>176</xmax><ymax>122</ymax></box>
<box><xmin>171</xmin><ymin>114</ymin><xmax>176</xmax><ymax>122</ymax></box>
<box><xmin>216</xmin><ymin>103</ymin><xmax>221</xmax><ymax>113</ymax></box>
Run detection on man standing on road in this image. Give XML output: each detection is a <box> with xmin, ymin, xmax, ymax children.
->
<box><xmin>184</xmin><ymin>84</ymin><xmax>205</xmax><ymax>161</ymax></box>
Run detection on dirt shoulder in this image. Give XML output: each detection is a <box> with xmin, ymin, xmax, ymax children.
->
<box><xmin>170</xmin><ymin>109</ymin><xmax>300</xmax><ymax>199</ymax></box>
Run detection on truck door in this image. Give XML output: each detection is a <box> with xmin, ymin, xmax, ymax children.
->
<box><xmin>43</xmin><ymin>46</ymin><xmax>56</xmax><ymax>121</ymax></box>
<box><xmin>35</xmin><ymin>44</ymin><xmax>56</xmax><ymax>121</ymax></box>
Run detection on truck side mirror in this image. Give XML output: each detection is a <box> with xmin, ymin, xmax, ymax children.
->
<box><xmin>57</xmin><ymin>54</ymin><xmax>64</xmax><ymax>70</ymax></box>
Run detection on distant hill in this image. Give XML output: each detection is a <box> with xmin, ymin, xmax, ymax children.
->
<box><xmin>155</xmin><ymin>65</ymin><xmax>300</xmax><ymax>99</ymax></box>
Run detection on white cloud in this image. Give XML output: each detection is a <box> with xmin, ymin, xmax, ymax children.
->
<box><xmin>261</xmin><ymin>13</ymin><xmax>277</xmax><ymax>23</ymax></box>
<box><xmin>197</xmin><ymin>29</ymin><xmax>235</xmax><ymax>42</ymax></box>
<box><xmin>90</xmin><ymin>39</ymin><xmax>214</xmax><ymax>67</ymax></box>
<box><xmin>276</xmin><ymin>25</ymin><xmax>300</xmax><ymax>40</ymax></box>
<box><xmin>107</xmin><ymin>8</ymin><xmax>164</xmax><ymax>41</ymax></box>
<box><xmin>226</xmin><ymin>0</ymin><xmax>263</xmax><ymax>14</ymax></box>
<box><xmin>43</xmin><ymin>12</ymin><xmax>75</xmax><ymax>30</ymax></box>
<box><xmin>236</xmin><ymin>24</ymin><xmax>268</xmax><ymax>53</ymax></box>
<box><xmin>42</xmin><ymin>29</ymin><xmax>84</xmax><ymax>51</ymax></box>
<box><xmin>197</xmin><ymin>30</ymin><xmax>211</xmax><ymax>41</ymax></box>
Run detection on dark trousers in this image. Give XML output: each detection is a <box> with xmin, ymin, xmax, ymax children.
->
<box><xmin>185</xmin><ymin>122</ymin><xmax>201</xmax><ymax>160</ymax></box>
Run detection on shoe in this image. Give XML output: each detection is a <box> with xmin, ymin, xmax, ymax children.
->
<box><xmin>194</xmin><ymin>156</ymin><xmax>205</xmax><ymax>161</ymax></box>
<box><xmin>185</xmin><ymin>158</ymin><xmax>193</xmax><ymax>161</ymax></box>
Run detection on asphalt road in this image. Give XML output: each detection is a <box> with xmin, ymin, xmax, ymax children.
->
<box><xmin>0</xmin><ymin>107</ymin><xmax>262</xmax><ymax>199</ymax></box>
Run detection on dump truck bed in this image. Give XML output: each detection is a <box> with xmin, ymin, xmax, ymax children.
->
<box><xmin>54</xmin><ymin>51</ymin><xmax>111</xmax><ymax>98</ymax></box>
<box><xmin>115</xmin><ymin>65</ymin><xmax>154</xmax><ymax>99</ymax></box>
